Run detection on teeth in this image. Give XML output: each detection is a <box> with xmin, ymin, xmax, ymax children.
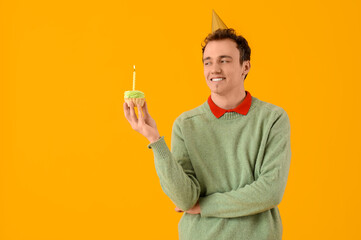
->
<box><xmin>212</xmin><ymin>78</ymin><xmax>224</xmax><ymax>82</ymax></box>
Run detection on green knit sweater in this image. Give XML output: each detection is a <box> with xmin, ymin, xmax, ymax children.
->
<box><xmin>147</xmin><ymin>96</ymin><xmax>291</xmax><ymax>240</ymax></box>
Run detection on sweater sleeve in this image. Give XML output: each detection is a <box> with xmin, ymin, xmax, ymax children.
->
<box><xmin>147</xmin><ymin>117</ymin><xmax>201</xmax><ymax>211</ymax></box>
<box><xmin>198</xmin><ymin>110</ymin><xmax>291</xmax><ymax>218</ymax></box>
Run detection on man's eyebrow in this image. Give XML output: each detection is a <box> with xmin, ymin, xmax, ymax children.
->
<box><xmin>219</xmin><ymin>55</ymin><xmax>233</xmax><ymax>59</ymax></box>
<box><xmin>202</xmin><ymin>55</ymin><xmax>233</xmax><ymax>62</ymax></box>
<box><xmin>203</xmin><ymin>57</ymin><xmax>211</xmax><ymax>62</ymax></box>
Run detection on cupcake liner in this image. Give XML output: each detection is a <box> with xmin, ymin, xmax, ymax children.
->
<box><xmin>124</xmin><ymin>98</ymin><xmax>145</xmax><ymax>107</ymax></box>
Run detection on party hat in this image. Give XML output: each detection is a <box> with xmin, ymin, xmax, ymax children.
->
<box><xmin>212</xmin><ymin>9</ymin><xmax>228</xmax><ymax>32</ymax></box>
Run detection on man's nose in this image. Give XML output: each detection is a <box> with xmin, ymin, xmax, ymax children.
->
<box><xmin>210</xmin><ymin>63</ymin><xmax>222</xmax><ymax>73</ymax></box>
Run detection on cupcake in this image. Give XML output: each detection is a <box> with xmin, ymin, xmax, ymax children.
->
<box><xmin>124</xmin><ymin>90</ymin><xmax>145</xmax><ymax>107</ymax></box>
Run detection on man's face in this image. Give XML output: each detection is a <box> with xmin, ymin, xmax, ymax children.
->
<box><xmin>203</xmin><ymin>39</ymin><xmax>249</xmax><ymax>96</ymax></box>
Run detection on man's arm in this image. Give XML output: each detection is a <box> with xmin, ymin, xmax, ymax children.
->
<box><xmin>124</xmin><ymin>101</ymin><xmax>200</xmax><ymax>211</ymax></box>
<box><xmin>198</xmin><ymin>110</ymin><xmax>291</xmax><ymax>218</ymax></box>
<box><xmin>148</xmin><ymin>117</ymin><xmax>201</xmax><ymax>211</ymax></box>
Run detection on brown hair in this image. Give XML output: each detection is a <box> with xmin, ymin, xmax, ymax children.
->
<box><xmin>201</xmin><ymin>28</ymin><xmax>251</xmax><ymax>80</ymax></box>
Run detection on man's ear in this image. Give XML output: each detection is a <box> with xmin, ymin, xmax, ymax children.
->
<box><xmin>244</xmin><ymin>61</ymin><xmax>251</xmax><ymax>73</ymax></box>
<box><xmin>241</xmin><ymin>61</ymin><xmax>251</xmax><ymax>78</ymax></box>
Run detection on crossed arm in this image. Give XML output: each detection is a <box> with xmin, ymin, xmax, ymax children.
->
<box><xmin>167</xmin><ymin>111</ymin><xmax>291</xmax><ymax>218</ymax></box>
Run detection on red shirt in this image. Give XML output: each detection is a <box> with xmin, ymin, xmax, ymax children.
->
<box><xmin>207</xmin><ymin>91</ymin><xmax>252</xmax><ymax>118</ymax></box>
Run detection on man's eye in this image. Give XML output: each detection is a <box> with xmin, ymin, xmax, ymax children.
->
<box><xmin>221</xmin><ymin>60</ymin><xmax>229</xmax><ymax>63</ymax></box>
<box><xmin>204</xmin><ymin>62</ymin><xmax>211</xmax><ymax>66</ymax></box>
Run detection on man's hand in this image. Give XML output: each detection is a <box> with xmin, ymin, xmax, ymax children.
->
<box><xmin>123</xmin><ymin>101</ymin><xmax>160</xmax><ymax>143</ymax></box>
<box><xmin>175</xmin><ymin>201</ymin><xmax>201</xmax><ymax>214</ymax></box>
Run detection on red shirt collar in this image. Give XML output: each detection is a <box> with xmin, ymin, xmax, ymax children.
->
<box><xmin>207</xmin><ymin>91</ymin><xmax>252</xmax><ymax>118</ymax></box>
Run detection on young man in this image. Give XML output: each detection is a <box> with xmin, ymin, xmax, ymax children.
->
<box><xmin>124</xmin><ymin>27</ymin><xmax>291</xmax><ymax>240</ymax></box>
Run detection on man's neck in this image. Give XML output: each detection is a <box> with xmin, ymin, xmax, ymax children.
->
<box><xmin>211</xmin><ymin>90</ymin><xmax>247</xmax><ymax>110</ymax></box>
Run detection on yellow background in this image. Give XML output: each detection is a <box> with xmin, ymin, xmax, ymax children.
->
<box><xmin>1</xmin><ymin>0</ymin><xmax>361</xmax><ymax>239</ymax></box>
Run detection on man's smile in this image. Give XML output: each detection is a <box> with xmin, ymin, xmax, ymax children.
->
<box><xmin>210</xmin><ymin>77</ymin><xmax>226</xmax><ymax>82</ymax></box>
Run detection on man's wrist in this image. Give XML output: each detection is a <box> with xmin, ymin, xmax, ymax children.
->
<box><xmin>148</xmin><ymin>135</ymin><xmax>161</xmax><ymax>143</ymax></box>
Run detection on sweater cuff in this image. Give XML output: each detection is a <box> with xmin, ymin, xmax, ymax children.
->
<box><xmin>198</xmin><ymin>196</ymin><xmax>209</xmax><ymax>217</ymax></box>
<box><xmin>198</xmin><ymin>196</ymin><xmax>221</xmax><ymax>217</ymax></box>
<box><xmin>147</xmin><ymin>136</ymin><xmax>171</xmax><ymax>159</ymax></box>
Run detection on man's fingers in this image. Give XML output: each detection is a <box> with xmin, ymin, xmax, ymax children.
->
<box><xmin>137</xmin><ymin>104</ymin><xmax>144</xmax><ymax>123</ymax></box>
<box><xmin>128</xmin><ymin>101</ymin><xmax>138</xmax><ymax>122</ymax></box>
<box><xmin>123</xmin><ymin>102</ymin><xmax>130</xmax><ymax>120</ymax></box>
<box><xmin>143</xmin><ymin>101</ymin><xmax>151</xmax><ymax>117</ymax></box>
<box><xmin>175</xmin><ymin>207</ymin><xmax>184</xmax><ymax>213</ymax></box>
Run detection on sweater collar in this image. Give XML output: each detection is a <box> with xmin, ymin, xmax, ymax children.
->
<box><xmin>207</xmin><ymin>91</ymin><xmax>252</xmax><ymax>118</ymax></box>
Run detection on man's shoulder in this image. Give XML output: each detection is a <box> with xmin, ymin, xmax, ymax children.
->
<box><xmin>252</xmin><ymin>96</ymin><xmax>290</xmax><ymax>129</ymax></box>
<box><xmin>252</xmin><ymin>96</ymin><xmax>288</xmax><ymax>117</ymax></box>
<box><xmin>174</xmin><ymin>101</ymin><xmax>208</xmax><ymax>123</ymax></box>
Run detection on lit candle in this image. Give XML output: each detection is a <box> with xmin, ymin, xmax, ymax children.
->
<box><xmin>133</xmin><ymin>65</ymin><xmax>136</xmax><ymax>91</ymax></box>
